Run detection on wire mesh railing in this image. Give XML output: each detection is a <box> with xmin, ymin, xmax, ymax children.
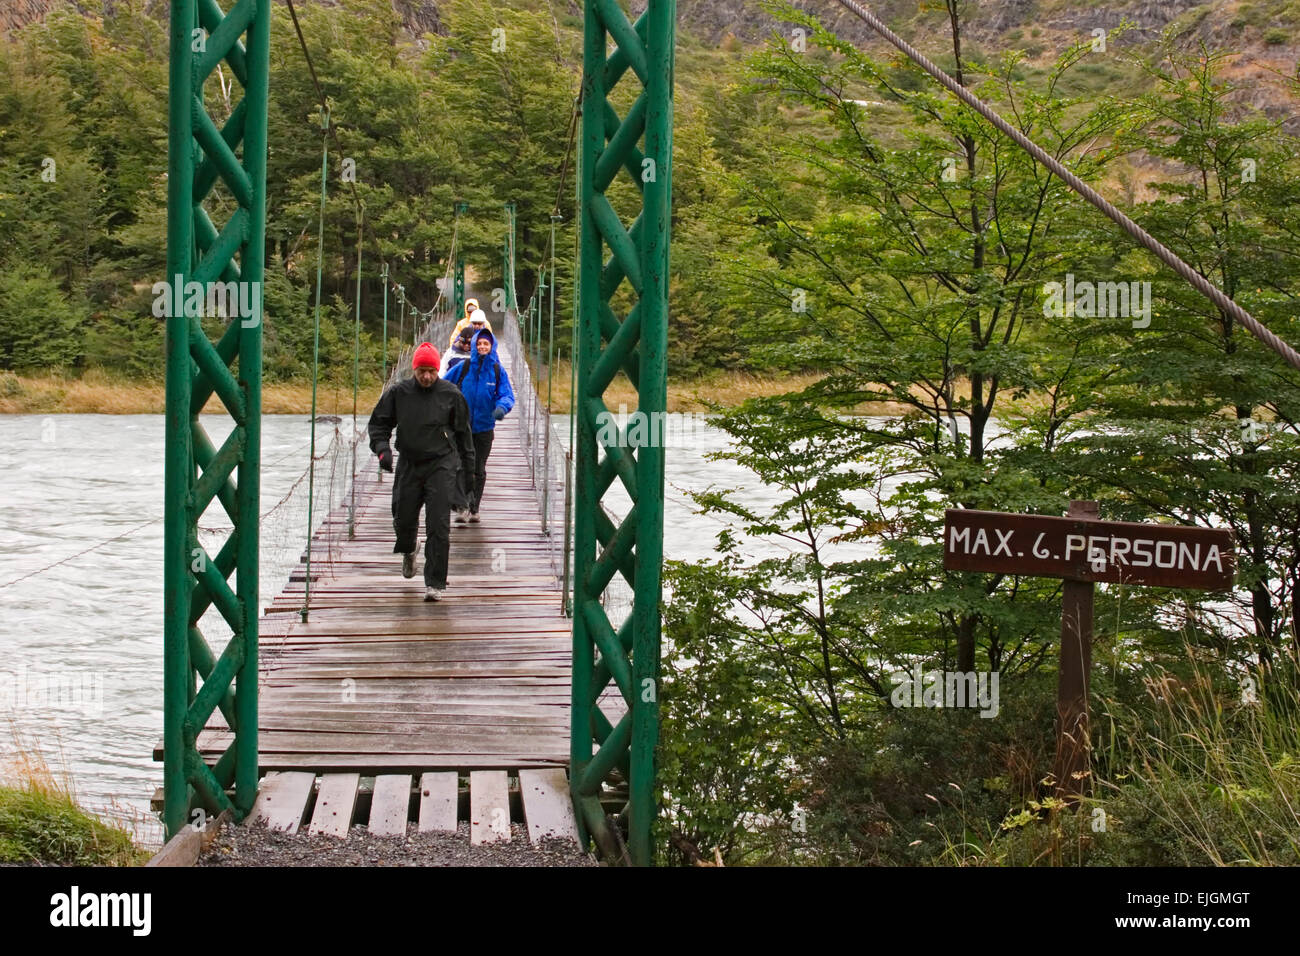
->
<box><xmin>497</xmin><ymin>305</ymin><xmax>571</xmax><ymax>593</ymax></box>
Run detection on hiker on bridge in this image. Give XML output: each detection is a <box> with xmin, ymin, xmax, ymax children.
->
<box><xmin>444</xmin><ymin>309</ymin><xmax>490</xmax><ymax>373</ymax></box>
<box><xmin>439</xmin><ymin>327</ymin><xmax>473</xmax><ymax>377</ymax></box>
<box><xmin>368</xmin><ymin>341</ymin><xmax>475</xmax><ymax>602</ymax></box>
<box><xmin>446</xmin><ymin>327</ymin><xmax>514</xmax><ymax>523</ymax></box>
<box><xmin>449</xmin><ymin>302</ymin><xmax>493</xmax><ymax>353</ymax></box>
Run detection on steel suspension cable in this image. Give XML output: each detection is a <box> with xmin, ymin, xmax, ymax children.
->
<box><xmin>349</xmin><ymin>206</ymin><xmax>363</xmax><ymax>539</ymax></box>
<box><xmin>287</xmin><ymin>0</ymin><xmax>371</xmax><ymax>255</ymax></box>
<box><xmin>544</xmin><ymin>213</ymin><xmax>560</xmax><ymax>534</ymax></box>
<box><xmin>397</xmin><ymin>283</ymin><xmax>405</xmax><ymax>356</ymax></box>
<box><xmin>289</xmin><ymin>0</ymin><xmax>393</xmax><ymax>517</ymax></box>
<box><xmin>564</xmin><ymin>207</ymin><xmax>578</xmax><ymax>617</ymax></box>
<box><xmin>553</xmin><ymin>94</ymin><xmax>582</xmax><ymax>218</ymax></box>
<box><xmin>302</xmin><ymin>107</ymin><xmax>329</xmax><ymax>624</ymax></box>
<box><xmin>380</xmin><ymin>262</ymin><xmax>389</xmax><ymax>381</ymax></box>
<box><xmin>829</xmin><ymin>0</ymin><xmax>1300</xmax><ymax>372</ymax></box>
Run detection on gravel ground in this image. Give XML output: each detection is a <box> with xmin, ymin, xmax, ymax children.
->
<box><xmin>198</xmin><ymin>821</ymin><xmax>598</xmax><ymax>867</ymax></box>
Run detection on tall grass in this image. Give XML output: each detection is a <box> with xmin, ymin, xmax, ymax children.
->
<box><xmin>1092</xmin><ymin>647</ymin><xmax>1300</xmax><ymax>866</ymax></box>
<box><xmin>0</xmin><ymin>727</ymin><xmax>149</xmax><ymax>866</ymax></box>
<box><xmin>0</xmin><ymin>369</ymin><xmax>388</xmax><ymax>415</ymax></box>
<box><xmin>829</xmin><ymin>639</ymin><xmax>1300</xmax><ymax>867</ymax></box>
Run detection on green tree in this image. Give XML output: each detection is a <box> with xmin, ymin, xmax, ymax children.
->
<box><xmin>728</xmin><ymin>3</ymin><xmax>1133</xmax><ymax>671</ymax></box>
<box><xmin>0</xmin><ymin>267</ymin><xmax>81</xmax><ymax>370</ymax></box>
<box><xmin>1065</xmin><ymin>44</ymin><xmax>1300</xmax><ymax>669</ymax></box>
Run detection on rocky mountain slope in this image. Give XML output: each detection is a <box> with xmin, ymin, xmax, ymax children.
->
<box><xmin>7</xmin><ymin>0</ymin><xmax>1297</xmax><ymax>120</ymax></box>
<box><xmin>6</xmin><ymin>0</ymin><xmax>1299</xmax><ymax>47</ymax></box>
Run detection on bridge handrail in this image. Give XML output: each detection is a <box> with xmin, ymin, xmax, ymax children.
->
<box><xmin>498</xmin><ymin>306</ymin><xmax>571</xmax><ymax>586</ymax></box>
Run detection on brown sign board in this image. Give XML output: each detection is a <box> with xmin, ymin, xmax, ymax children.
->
<box><xmin>943</xmin><ymin>509</ymin><xmax>1235</xmax><ymax>591</ymax></box>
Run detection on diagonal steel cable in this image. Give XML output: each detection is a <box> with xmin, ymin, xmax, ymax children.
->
<box><xmin>829</xmin><ymin>0</ymin><xmax>1300</xmax><ymax>371</ymax></box>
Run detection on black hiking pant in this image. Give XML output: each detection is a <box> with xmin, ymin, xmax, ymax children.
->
<box><xmin>469</xmin><ymin>430</ymin><xmax>494</xmax><ymax>514</ymax></box>
<box><xmin>391</xmin><ymin>455</ymin><xmax>458</xmax><ymax>588</ymax></box>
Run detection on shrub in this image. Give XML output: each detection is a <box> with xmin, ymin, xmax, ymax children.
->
<box><xmin>1088</xmin><ymin>654</ymin><xmax>1300</xmax><ymax>866</ymax></box>
<box><xmin>0</xmin><ymin>735</ymin><xmax>147</xmax><ymax>866</ymax></box>
<box><xmin>0</xmin><ymin>267</ymin><xmax>82</xmax><ymax>371</ymax></box>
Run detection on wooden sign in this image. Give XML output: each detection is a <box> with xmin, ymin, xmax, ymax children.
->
<box><xmin>942</xmin><ymin>502</ymin><xmax>1236</xmax><ymax>801</ymax></box>
<box><xmin>943</xmin><ymin>509</ymin><xmax>1235</xmax><ymax>591</ymax></box>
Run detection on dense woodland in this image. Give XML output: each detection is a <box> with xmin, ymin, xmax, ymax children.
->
<box><xmin>3</xmin><ymin>0</ymin><xmax>1300</xmax><ymax>864</ymax></box>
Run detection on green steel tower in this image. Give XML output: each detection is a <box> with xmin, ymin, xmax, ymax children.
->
<box><xmin>504</xmin><ymin>201</ymin><xmax>517</xmax><ymax>312</ymax></box>
<box><xmin>571</xmin><ymin>0</ymin><xmax>675</xmax><ymax>865</ymax></box>
<box><xmin>162</xmin><ymin>0</ymin><xmax>270</xmax><ymax>837</ymax></box>
<box><xmin>454</xmin><ymin>258</ymin><xmax>466</xmax><ymax>322</ymax></box>
<box><xmin>452</xmin><ymin>200</ymin><xmax>469</xmax><ymax>321</ymax></box>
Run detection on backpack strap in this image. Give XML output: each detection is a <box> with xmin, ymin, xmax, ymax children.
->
<box><xmin>455</xmin><ymin>355</ymin><xmax>502</xmax><ymax>401</ymax></box>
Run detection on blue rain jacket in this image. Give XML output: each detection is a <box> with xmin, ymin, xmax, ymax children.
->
<box><xmin>450</xmin><ymin>329</ymin><xmax>515</xmax><ymax>433</ymax></box>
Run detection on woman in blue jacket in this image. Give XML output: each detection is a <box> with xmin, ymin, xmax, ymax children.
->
<box><xmin>446</xmin><ymin>327</ymin><xmax>515</xmax><ymax>522</ymax></box>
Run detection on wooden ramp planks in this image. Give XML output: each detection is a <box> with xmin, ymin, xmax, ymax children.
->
<box><xmin>369</xmin><ymin>774</ymin><xmax>413</xmax><ymax>837</ymax></box>
<box><xmin>418</xmin><ymin>772</ymin><xmax>458</xmax><ymax>833</ymax></box>
<box><xmin>178</xmin><ymin>412</ymin><xmax>574</xmax><ymax>775</ymax></box>
<box><xmin>275</xmin><ymin>769</ymin><xmax>579</xmax><ymax>844</ymax></box>
<box><xmin>248</xmin><ymin>771</ymin><xmax>315</xmax><ymax>833</ymax></box>
<box><xmin>309</xmin><ymin>772</ymin><xmax>360</xmax><ymax>837</ymax></box>
<box><xmin>520</xmin><ymin>768</ymin><xmax>579</xmax><ymax>843</ymax></box>
<box><xmin>469</xmin><ymin>770</ymin><xmax>512</xmax><ymax>845</ymax></box>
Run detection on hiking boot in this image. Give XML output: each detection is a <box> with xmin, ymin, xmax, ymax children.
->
<box><xmin>468</xmin><ymin>510</ymin><xmax>481</xmax><ymax>523</ymax></box>
<box><xmin>402</xmin><ymin>552</ymin><xmax>416</xmax><ymax>578</ymax></box>
<box><xmin>424</xmin><ymin>586</ymin><xmax>444</xmax><ymax>602</ymax></box>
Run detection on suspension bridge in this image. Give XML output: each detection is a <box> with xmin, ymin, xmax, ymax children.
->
<box><xmin>153</xmin><ymin>0</ymin><xmax>1300</xmax><ymax>868</ymax></box>
<box><xmin>155</xmin><ymin>291</ymin><xmax>602</xmax><ymax>844</ymax></box>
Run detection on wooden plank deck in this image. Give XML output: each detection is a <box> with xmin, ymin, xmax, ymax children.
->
<box><xmin>215</xmin><ymin>770</ymin><xmax>581</xmax><ymax>841</ymax></box>
<box><xmin>177</xmin><ymin>413</ymin><xmax>574</xmax><ymax>775</ymax></box>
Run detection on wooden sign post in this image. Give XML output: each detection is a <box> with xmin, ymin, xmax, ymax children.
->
<box><xmin>943</xmin><ymin>500</ymin><xmax>1235</xmax><ymax>799</ymax></box>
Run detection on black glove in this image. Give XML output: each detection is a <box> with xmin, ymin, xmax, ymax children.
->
<box><xmin>493</xmin><ymin>406</ymin><xmax>506</xmax><ymax>421</ymax></box>
<box><xmin>377</xmin><ymin>447</ymin><xmax>394</xmax><ymax>472</ymax></box>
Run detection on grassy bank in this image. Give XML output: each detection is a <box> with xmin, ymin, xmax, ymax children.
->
<box><xmin>0</xmin><ymin>734</ymin><xmax>150</xmax><ymax>866</ymax></box>
<box><xmin>0</xmin><ymin>367</ymin><xmax>840</xmax><ymax>415</ymax></box>
<box><xmin>0</xmin><ymin>370</ymin><xmax>388</xmax><ymax>416</ymax></box>
<box><xmin>536</xmin><ymin>361</ymin><xmax>835</xmax><ymax>414</ymax></box>
<box><xmin>2</xmin><ymin>364</ymin><xmax>1034</xmax><ymax>417</ymax></box>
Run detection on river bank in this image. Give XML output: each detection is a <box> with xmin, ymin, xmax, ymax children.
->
<box><xmin>0</xmin><ymin>731</ymin><xmax>152</xmax><ymax>865</ymax></box>
<box><xmin>0</xmin><ymin>367</ymin><xmax>839</xmax><ymax>415</ymax></box>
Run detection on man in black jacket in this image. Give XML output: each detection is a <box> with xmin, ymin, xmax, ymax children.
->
<box><xmin>368</xmin><ymin>341</ymin><xmax>475</xmax><ymax>602</ymax></box>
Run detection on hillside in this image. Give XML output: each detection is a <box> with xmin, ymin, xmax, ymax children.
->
<box><xmin>8</xmin><ymin>1</ymin><xmax>1298</xmax><ymax>120</ymax></box>
<box><xmin>9</xmin><ymin>0</ymin><xmax>1300</xmax><ymax>54</ymax></box>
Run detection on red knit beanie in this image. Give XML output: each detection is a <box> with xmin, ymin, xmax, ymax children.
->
<box><xmin>412</xmin><ymin>342</ymin><xmax>440</xmax><ymax>369</ymax></box>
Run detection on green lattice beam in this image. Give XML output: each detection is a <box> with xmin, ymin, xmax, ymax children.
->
<box><xmin>163</xmin><ymin>0</ymin><xmax>268</xmax><ymax>837</ymax></box>
<box><xmin>572</xmin><ymin>0</ymin><xmax>674</xmax><ymax>867</ymax></box>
